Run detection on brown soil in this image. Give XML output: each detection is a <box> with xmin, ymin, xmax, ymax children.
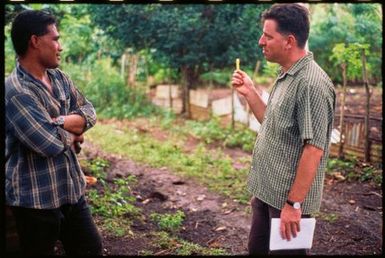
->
<box><xmin>6</xmin><ymin>86</ymin><xmax>382</xmax><ymax>256</ymax></box>
<box><xmin>82</xmin><ymin>138</ymin><xmax>382</xmax><ymax>256</ymax></box>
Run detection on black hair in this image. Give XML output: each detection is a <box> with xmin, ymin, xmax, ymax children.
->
<box><xmin>11</xmin><ymin>10</ymin><xmax>57</xmax><ymax>57</ymax></box>
<box><xmin>261</xmin><ymin>3</ymin><xmax>310</xmax><ymax>49</ymax></box>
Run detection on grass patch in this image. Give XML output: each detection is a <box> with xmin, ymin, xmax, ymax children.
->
<box><xmin>313</xmin><ymin>212</ymin><xmax>339</xmax><ymax>223</ymax></box>
<box><xmin>86</xmin><ymin>122</ymin><xmax>251</xmax><ymax>204</ymax></box>
<box><xmin>150</xmin><ymin>231</ymin><xmax>228</xmax><ymax>255</ymax></box>
<box><xmin>82</xmin><ymin>157</ymin><xmax>141</xmax><ymax>237</ymax></box>
<box><xmin>327</xmin><ymin>156</ymin><xmax>382</xmax><ymax>187</ymax></box>
<box><xmin>150</xmin><ymin>210</ymin><xmax>185</xmax><ymax>233</ymax></box>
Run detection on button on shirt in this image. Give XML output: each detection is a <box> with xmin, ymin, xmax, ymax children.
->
<box><xmin>5</xmin><ymin>63</ymin><xmax>97</xmax><ymax>209</ymax></box>
<box><xmin>248</xmin><ymin>52</ymin><xmax>336</xmax><ymax>214</ymax></box>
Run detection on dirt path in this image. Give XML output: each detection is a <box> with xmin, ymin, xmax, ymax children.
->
<box><xmin>83</xmin><ymin>141</ymin><xmax>382</xmax><ymax>255</ymax></box>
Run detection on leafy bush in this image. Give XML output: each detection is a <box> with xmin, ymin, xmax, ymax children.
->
<box><xmin>326</xmin><ymin>158</ymin><xmax>356</xmax><ymax>172</ymax></box>
<box><xmin>62</xmin><ymin>58</ymin><xmax>161</xmax><ymax>119</ymax></box>
<box><xmin>224</xmin><ymin>129</ymin><xmax>256</xmax><ymax>153</ymax></box>
<box><xmin>186</xmin><ymin>117</ymin><xmax>256</xmax><ymax>153</ymax></box>
<box><xmin>186</xmin><ymin>117</ymin><xmax>226</xmax><ymax>144</ymax></box>
<box><xmin>200</xmin><ymin>70</ymin><xmax>231</xmax><ymax>86</ymax></box>
<box><xmin>326</xmin><ymin>157</ymin><xmax>382</xmax><ymax>186</ymax></box>
<box><xmin>150</xmin><ymin>210</ymin><xmax>185</xmax><ymax>232</ymax></box>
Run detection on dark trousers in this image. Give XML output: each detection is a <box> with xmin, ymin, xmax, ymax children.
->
<box><xmin>248</xmin><ymin>197</ymin><xmax>310</xmax><ymax>255</ymax></box>
<box><xmin>9</xmin><ymin>195</ymin><xmax>102</xmax><ymax>256</ymax></box>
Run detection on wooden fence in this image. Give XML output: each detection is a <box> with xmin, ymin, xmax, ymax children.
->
<box><xmin>330</xmin><ymin>114</ymin><xmax>382</xmax><ymax>164</ymax></box>
<box><xmin>151</xmin><ymin>85</ymin><xmax>382</xmax><ymax>165</ymax></box>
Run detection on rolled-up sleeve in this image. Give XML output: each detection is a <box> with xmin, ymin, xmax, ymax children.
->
<box><xmin>61</xmin><ymin>72</ymin><xmax>96</xmax><ymax>132</ymax></box>
<box><xmin>69</xmin><ymin>87</ymin><xmax>96</xmax><ymax>132</ymax></box>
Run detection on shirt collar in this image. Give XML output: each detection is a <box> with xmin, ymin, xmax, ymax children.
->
<box><xmin>278</xmin><ymin>51</ymin><xmax>314</xmax><ymax>78</ymax></box>
<box><xmin>16</xmin><ymin>61</ymin><xmax>55</xmax><ymax>88</ymax></box>
<box><xmin>16</xmin><ymin>62</ymin><xmax>39</xmax><ymax>84</ymax></box>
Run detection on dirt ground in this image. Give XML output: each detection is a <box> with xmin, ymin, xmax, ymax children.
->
<box><xmin>83</xmin><ymin>139</ymin><xmax>382</xmax><ymax>256</ymax></box>
<box><xmin>6</xmin><ymin>86</ymin><xmax>382</xmax><ymax>256</ymax></box>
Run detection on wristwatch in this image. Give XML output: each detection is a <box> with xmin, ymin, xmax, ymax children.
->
<box><xmin>286</xmin><ymin>200</ymin><xmax>301</xmax><ymax>210</ymax></box>
<box><xmin>54</xmin><ymin>116</ymin><xmax>65</xmax><ymax>127</ymax></box>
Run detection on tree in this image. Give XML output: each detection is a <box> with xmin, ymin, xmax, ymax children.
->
<box><xmin>89</xmin><ymin>4</ymin><xmax>269</xmax><ymax>115</ymax></box>
<box><xmin>330</xmin><ymin>42</ymin><xmax>371</xmax><ymax>160</ymax></box>
<box><xmin>309</xmin><ymin>3</ymin><xmax>381</xmax><ymax>85</ymax></box>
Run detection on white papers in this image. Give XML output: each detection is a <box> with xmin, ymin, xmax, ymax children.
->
<box><xmin>269</xmin><ymin>218</ymin><xmax>316</xmax><ymax>251</ymax></box>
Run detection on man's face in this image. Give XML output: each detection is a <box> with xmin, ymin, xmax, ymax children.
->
<box><xmin>36</xmin><ymin>24</ymin><xmax>62</xmax><ymax>69</ymax></box>
<box><xmin>258</xmin><ymin>19</ymin><xmax>288</xmax><ymax>64</ymax></box>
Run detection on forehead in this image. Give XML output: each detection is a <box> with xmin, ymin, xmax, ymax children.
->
<box><xmin>44</xmin><ymin>24</ymin><xmax>59</xmax><ymax>36</ymax></box>
<box><xmin>262</xmin><ymin>19</ymin><xmax>279</xmax><ymax>34</ymax></box>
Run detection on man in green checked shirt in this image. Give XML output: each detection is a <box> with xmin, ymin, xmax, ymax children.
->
<box><xmin>232</xmin><ymin>4</ymin><xmax>336</xmax><ymax>255</ymax></box>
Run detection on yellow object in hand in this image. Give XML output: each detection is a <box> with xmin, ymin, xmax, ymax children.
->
<box><xmin>236</xmin><ymin>58</ymin><xmax>240</xmax><ymax>71</ymax></box>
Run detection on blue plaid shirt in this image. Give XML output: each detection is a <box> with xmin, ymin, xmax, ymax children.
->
<box><xmin>5</xmin><ymin>63</ymin><xmax>97</xmax><ymax>209</ymax></box>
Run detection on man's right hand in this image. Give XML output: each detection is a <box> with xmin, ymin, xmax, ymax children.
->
<box><xmin>70</xmin><ymin>133</ymin><xmax>84</xmax><ymax>154</ymax></box>
<box><xmin>231</xmin><ymin>70</ymin><xmax>255</xmax><ymax>97</ymax></box>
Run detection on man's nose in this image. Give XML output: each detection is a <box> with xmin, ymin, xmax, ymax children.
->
<box><xmin>258</xmin><ymin>36</ymin><xmax>265</xmax><ymax>47</ymax></box>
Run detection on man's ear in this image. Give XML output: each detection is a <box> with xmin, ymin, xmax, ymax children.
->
<box><xmin>30</xmin><ymin>35</ymin><xmax>40</xmax><ymax>49</ymax></box>
<box><xmin>285</xmin><ymin>35</ymin><xmax>296</xmax><ymax>50</ymax></box>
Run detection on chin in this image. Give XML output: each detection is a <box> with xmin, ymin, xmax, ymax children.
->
<box><xmin>48</xmin><ymin>63</ymin><xmax>60</xmax><ymax>69</ymax></box>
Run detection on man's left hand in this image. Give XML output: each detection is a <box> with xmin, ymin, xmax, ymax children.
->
<box><xmin>280</xmin><ymin>204</ymin><xmax>302</xmax><ymax>241</ymax></box>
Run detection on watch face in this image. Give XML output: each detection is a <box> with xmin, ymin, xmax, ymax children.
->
<box><xmin>293</xmin><ymin>202</ymin><xmax>301</xmax><ymax>209</ymax></box>
<box><xmin>56</xmin><ymin>116</ymin><xmax>65</xmax><ymax>126</ymax></box>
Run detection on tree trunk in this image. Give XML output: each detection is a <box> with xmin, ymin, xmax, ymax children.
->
<box><xmin>338</xmin><ymin>63</ymin><xmax>347</xmax><ymax>159</ymax></box>
<box><xmin>168</xmin><ymin>83</ymin><xmax>173</xmax><ymax>111</ymax></box>
<box><xmin>180</xmin><ymin>65</ymin><xmax>201</xmax><ymax>118</ymax></box>
<box><xmin>361</xmin><ymin>49</ymin><xmax>371</xmax><ymax>162</ymax></box>
<box><xmin>127</xmin><ymin>53</ymin><xmax>138</xmax><ymax>87</ymax></box>
<box><xmin>181</xmin><ymin>66</ymin><xmax>191</xmax><ymax>118</ymax></box>
<box><xmin>121</xmin><ymin>53</ymin><xmax>126</xmax><ymax>80</ymax></box>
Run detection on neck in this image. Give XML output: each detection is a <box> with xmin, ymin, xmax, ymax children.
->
<box><xmin>18</xmin><ymin>56</ymin><xmax>47</xmax><ymax>81</ymax></box>
<box><xmin>281</xmin><ymin>48</ymin><xmax>307</xmax><ymax>72</ymax></box>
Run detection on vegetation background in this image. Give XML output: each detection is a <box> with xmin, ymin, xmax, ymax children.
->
<box><xmin>4</xmin><ymin>3</ymin><xmax>383</xmax><ymax>256</ymax></box>
<box><xmin>4</xmin><ymin>3</ymin><xmax>382</xmax><ymax>119</ymax></box>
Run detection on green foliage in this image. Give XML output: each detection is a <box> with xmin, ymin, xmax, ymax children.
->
<box><xmin>87</xmin><ymin>177</ymin><xmax>138</xmax><ymax>218</ymax></box>
<box><xmin>81</xmin><ymin>158</ymin><xmax>110</xmax><ymax>184</ymax></box>
<box><xmin>254</xmin><ymin>61</ymin><xmax>279</xmax><ymax>86</ymax></box>
<box><xmin>86</xmin><ymin>122</ymin><xmax>251</xmax><ymax>204</ymax></box>
<box><xmin>150</xmin><ymin>210</ymin><xmax>185</xmax><ymax>232</ymax></box>
<box><xmin>186</xmin><ymin>117</ymin><xmax>256</xmax><ymax>153</ymax></box>
<box><xmin>262</xmin><ymin>61</ymin><xmax>280</xmax><ymax>78</ymax></box>
<box><xmin>4</xmin><ymin>24</ymin><xmax>16</xmax><ymax>77</ymax></box>
<box><xmin>309</xmin><ymin>3</ymin><xmax>382</xmax><ymax>84</ymax></box>
<box><xmin>61</xmin><ymin>59</ymin><xmax>161</xmax><ymax>119</ymax></box>
<box><xmin>313</xmin><ymin>212</ymin><xmax>339</xmax><ymax>223</ymax></box>
<box><xmin>360</xmin><ymin>167</ymin><xmax>382</xmax><ymax>185</ymax></box>
<box><xmin>187</xmin><ymin>117</ymin><xmax>226</xmax><ymax>144</ymax></box>
<box><xmin>326</xmin><ymin>157</ymin><xmax>356</xmax><ymax>172</ymax></box>
<box><xmin>89</xmin><ymin>4</ymin><xmax>269</xmax><ymax>87</ymax></box>
<box><xmin>83</xmin><ymin>157</ymin><xmax>140</xmax><ymax>236</ymax></box>
<box><xmin>224</xmin><ymin>129</ymin><xmax>256</xmax><ymax>153</ymax></box>
<box><xmin>326</xmin><ymin>157</ymin><xmax>382</xmax><ymax>186</ymax></box>
<box><xmin>330</xmin><ymin>43</ymin><xmax>370</xmax><ymax>81</ymax></box>
<box><xmin>200</xmin><ymin>69</ymin><xmax>232</xmax><ymax>86</ymax></box>
<box><xmin>151</xmin><ymin>231</ymin><xmax>228</xmax><ymax>255</ymax></box>
<box><xmin>5</xmin><ymin>3</ymin><xmax>382</xmax><ymax>88</ymax></box>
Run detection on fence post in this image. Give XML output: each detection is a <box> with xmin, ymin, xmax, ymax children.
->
<box><xmin>338</xmin><ymin>63</ymin><xmax>347</xmax><ymax>159</ymax></box>
<box><xmin>361</xmin><ymin>48</ymin><xmax>371</xmax><ymax>162</ymax></box>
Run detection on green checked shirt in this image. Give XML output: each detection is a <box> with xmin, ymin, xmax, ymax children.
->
<box><xmin>248</xmin><ymin>52</ymin><xmax>336</xmax><ymax>214</ymax></box>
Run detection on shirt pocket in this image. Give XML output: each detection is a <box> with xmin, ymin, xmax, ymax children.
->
<box><xmin>272</xmin><ymin>97</ymin><xmax>295</xmax><ymax>135</ymax></box>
